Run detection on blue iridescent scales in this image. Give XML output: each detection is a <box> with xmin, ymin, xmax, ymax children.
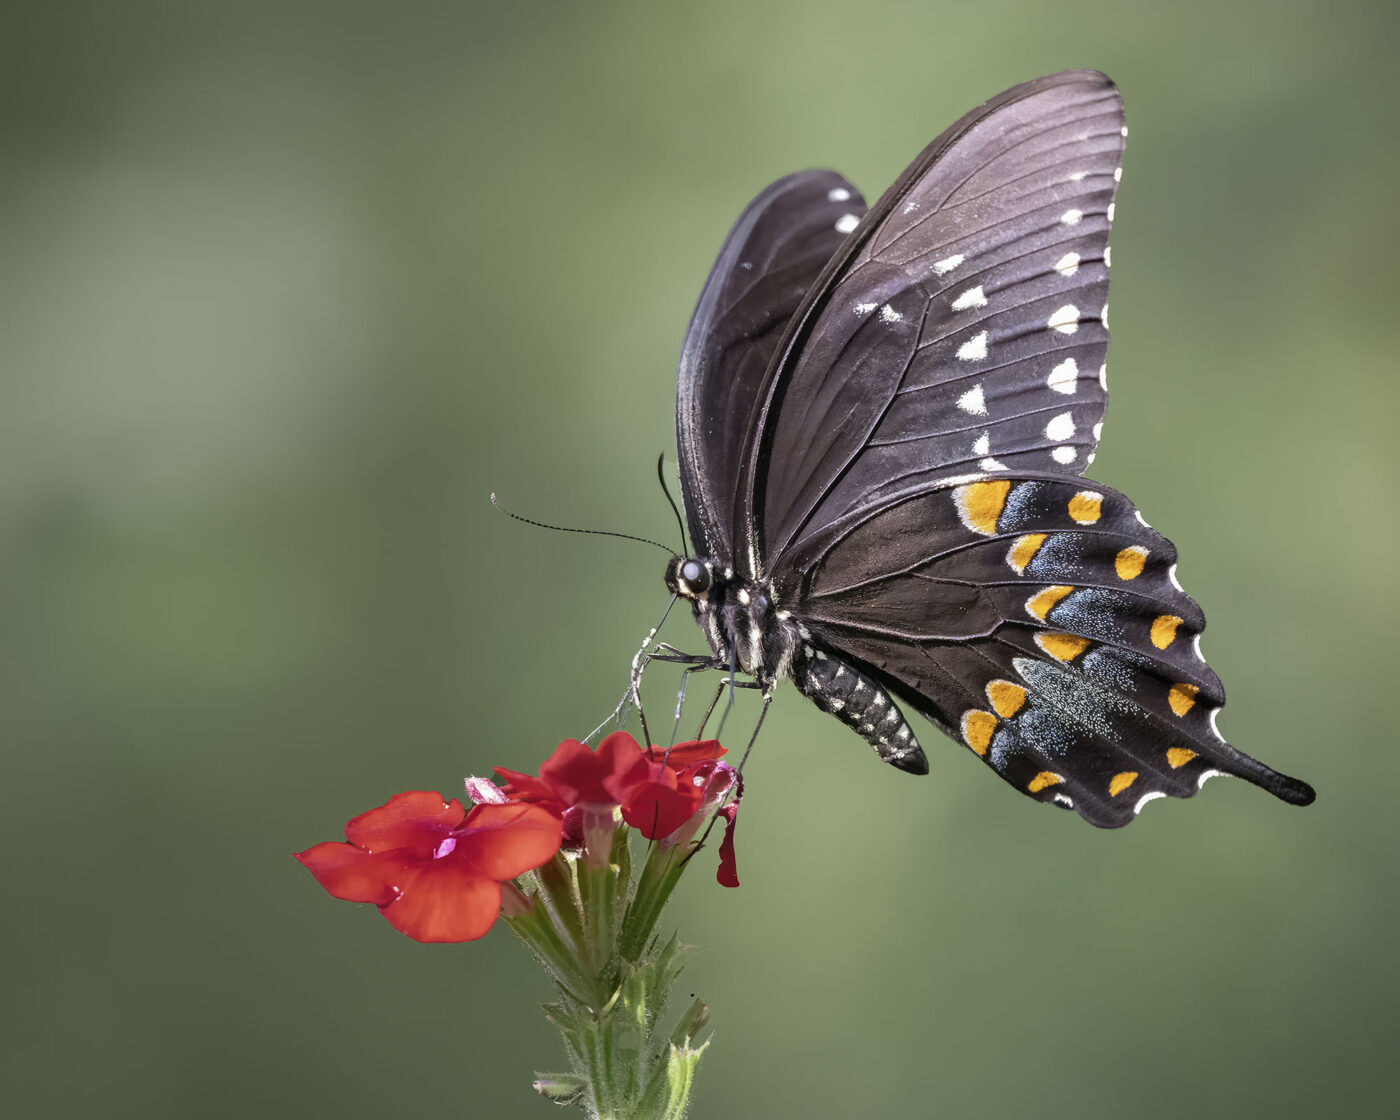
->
<box><xmin>669</xmin><ymin>70</ymin><xmax>1315</xmax><ymax>827</ymax></box>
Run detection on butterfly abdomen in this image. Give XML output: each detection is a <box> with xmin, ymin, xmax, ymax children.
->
<box><xmin>791</xmin><ymin>645</ymin><xmax>928</xmax><ymax>773</ymax></box>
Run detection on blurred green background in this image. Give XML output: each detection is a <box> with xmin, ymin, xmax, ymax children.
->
<box><xmin>3</xmin><ymin>1</ymin><xmax>1395</xmax><ymax>1116</ymax></box>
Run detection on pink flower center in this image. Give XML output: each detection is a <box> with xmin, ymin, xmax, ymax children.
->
<box><xmin>433</xmin><ymin>837</ymin><xmax>458</xmax><ymax>860</ymax></box>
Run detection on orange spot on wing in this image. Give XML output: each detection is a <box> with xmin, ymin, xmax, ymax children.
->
<box><xmin>961</xmin><ymin>710</ymin><xmax>997</xmax><ymax>756</ymax></box>
<box><xmin>1028</xmin><ymin>771</ymin><xmax>1063</xmax><ymax>793</ymax></box>
<box><xmin>1168</xmin><ymin>683</ymin><xmax>1199</xmax><ymax>716</ymax></box>
<box><xmin>1026</xmin><ymin>585</ymin><xmax>1073</xmax><ymax>621</ymax></box>
<box><xmin>1115</xmin><ymin>546</ymin><xmax>1148</xmax><ymax>580</ymax></box>
<box><xmin>1166</xmin><ymin>747</ymin><xmax>1197</xmax><ymax>769</ymax></box>
<box><xmin>986</xmin><ymin>679</ymin><xmax>1027</xmax><ymax>719</ymax></box>
<box><xmin>1034</xmin><ymin>632</ymin><xmax>1092</xmax><ymax>663</ymax></box>
<box><xmin>1150</xmin><ymin>615</ymin><xmax>1182</xmax><ymax>649</ymax></box>
<box><xmin>1109</xmin><ymin>771</ymin><xmax>1139</xmax><ymax>796</ymax></box>
<box><xmin>1008</xmin><ymin>533</ymin><xmax>1047</xmax><ymax>574</ymax></box>
<box><xmin>1068</xmin><ymin>490</ymin><xmax>1102</xmax><ymax>524</ymax></box>
<box><xmin>954</xmin><ymin>480</ymin><xmax>1011</xmax><ymax>536</ymax></box>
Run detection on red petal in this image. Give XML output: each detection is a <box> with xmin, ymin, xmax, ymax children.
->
<box><xmin>716</xmin><ymin>804</ymin><xmax>740</xmax><ymax>888</ymax></box>
<box><xmin>295</xmin><ymin>842</ymin><xmax>401</xmax><ymax>905</ymax></box>
<box><xmin>594</xmin><ymin>731</ymin><xmax>655</xmax><ymax>803</ymax></box>
<box><xmin>660</xmin><ymin>739</ymin><xmax>726</xmax><ymax>769</ymax></box>
<box><xmin>539</xmin><ymin>734</ymin><xmax>651</xmax><ymax>808</ymax></box>
<box><xmin>453</xmin><ymin>803</ymin><xmax>563</xmax><ymax>880</ymax></box>
<box><xmin>381</xmin><ymin>862</ymin><xmax>503</xmax><ymax>943</ymax></box>
<box><xmin>536</xmin><ymin>739</ymin><xmax>602</xmax><ymax>805</ymax></box>
<box><xmin>493</xmin><ymin>767</ymin><xmax>557</xmax><ymax>805</ymax></box>
<box><xmin>622</xmin><ymin>777</ymin><xmax>702</xmax><ymax>840</ymax></box>
<box><xmin>343</xmin><ymin>791</ymin><xmax>465</xmax><ymax>856</ymax></box>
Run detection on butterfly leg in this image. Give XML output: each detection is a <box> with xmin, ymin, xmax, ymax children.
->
<box><xmin>681</xmin><ymin>691</ymin><xmax>768</xmax><ymax>871</ymax></box>
<box><xmin>735</xmin><ymin>692</ymin><xmax>773</xmax><ymax>774</ymax></box>
<box><xmin>633</xmin><ymin>644</ymin><xmax>720</xmax><ymax>744</ymax></box>
<box><xmin>670</xmin><ymin>658</ymin><xmax>728</xmax><ymax>747</ymax></box>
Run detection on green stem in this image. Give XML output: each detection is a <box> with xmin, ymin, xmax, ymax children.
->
<box><xmin>618</xmin><ymin>843</ymin><xmax>689</xmax><ymax>962</ymax></box>
<box><xmin>526</xmin><ymin>830</ymin><xmax>708</xmax><ymax>1119</ymax></box>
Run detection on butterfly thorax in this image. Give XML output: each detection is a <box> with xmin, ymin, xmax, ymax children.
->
<box><xmin>665</xmin><ymin>556</ymin><xmax>798</xmax><ymax>688</ymax></box>
<box><xmin>664</xmin><ymin>555</ymin><xmax>929</xmax><ymax>773</ymax></box>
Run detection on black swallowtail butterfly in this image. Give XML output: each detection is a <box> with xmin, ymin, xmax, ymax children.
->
<box><xmin>664</xmin><ymin>70</ymin><xmax>1314</xmax><ymax>827</ymax></box>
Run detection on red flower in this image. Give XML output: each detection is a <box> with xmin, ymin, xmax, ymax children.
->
<box><xmin>489</xmin><ymin>733</ymin><xmax>740</xmax><ymax>879</ymax></box>
<box><xmin>622</xmin><ymin>765</ymin><xmax>705</xmax><ymax>840</ymax></box>
<box><xmin>296</xmin><ymin>791</ymin><xmax>562</xmax><ymax>943</ymax></box>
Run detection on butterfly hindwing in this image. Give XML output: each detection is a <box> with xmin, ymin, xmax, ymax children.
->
<box><xmin>676</xmin><ymin>170</ymin><xmax>867</xmax><ymax>562</ymax></box>
<box><xmin>788</xmin><ymin>475</ymin><xmax>1314</xmax><ymax>827</ymax></box>
<box><xmin>743</xmin><ymin>71</ymin><xmax>1123</xmax><ymax>571</ymax></box>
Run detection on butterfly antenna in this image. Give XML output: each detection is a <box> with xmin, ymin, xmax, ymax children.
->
<box><xmin>656</xmin><ymin>453</ymin><xmax>689</xmax><ymax>555</ymax></box>
<box><xmin>490</xmin><ymin>493</ymin><xmax>676</xmax><ymax>555</ymax></box>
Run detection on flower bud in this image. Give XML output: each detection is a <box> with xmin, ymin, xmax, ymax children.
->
<box><xmin>464</xmin><ymin>776</ymin><xmax>507</xmax><ymax>804</ymax></box>
<box><xmin>532</xmin><ymin>1074</ymin><xmax>587</xmax><ymax>1104</ymax></box>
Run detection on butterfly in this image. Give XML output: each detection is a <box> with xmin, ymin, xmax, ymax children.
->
<box><xmin>663</xmin><ymin>69</ymin><xmax>1314</xmax><ymax>827</ymax></box>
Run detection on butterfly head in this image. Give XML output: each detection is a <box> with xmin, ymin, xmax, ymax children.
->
<box><xmin>665</xmin><ymin>556</ymin><xmax>715</xmax><ymax>601</ymax></box>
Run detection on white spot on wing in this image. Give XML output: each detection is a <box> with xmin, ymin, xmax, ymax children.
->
<box><xmin>1134</xmin><ymin>790</ymin><xmax>1167</xmax><ymax>815</ymax></box>
<box><xmin>879</xmin><ymin>304</ymin><xmax>904</xmax><ymax>323</ymax></box>
<box><xmin>835</xmin><ymin>213</ymin><xmax>860</xmax><ymax>234</ymax></box>
<box><xmin>951</xmin><ymin>285</ymin><xmax>987</xmax><ymax>310</ymax></box>
<box><xmin>1104</xmin><ymin>245</ymin><xmax>1112</xmax><ymax>268</ymax></box>
<box><xmin>972</xmin><ymin>433</ymin><xmax>990</xmax><ymax>456</ymax></box>
<box><xmin>957</xmin><ymin>384</ymin><xmax>987</xmax><ymax>414</ymax></box>
<box><xmin>827</xmin><ymin>187</ymin><xmax>851</xmax><ymax>201</ymax></box>
<box><xmin>1134</xmin><ymin>509</ymin><xmax>1151</xmax><ymax>528</ymax></box>
<box><xmin>1068</xmin><ymin>171</ymin><xmax>1087</xmax><ymax>182</ymax></box>
<box><xmin>1047</xmin><ymin>358</ymin><xmax>1078</xmax><ymax>394</ymax></box>
<box><xmin>1092</xmin><ymin>422</ymin><xmax>1103</xmax><ymax>441</ymax></box>
<box><xmin>1047</xmin><ymin>305</ymin><xmax>1080</xmax><ymax>334</ymax></box>
<box><xmin>1106</xmin><ymin>202</ymin><xmax>1116</xmax><ymax>222</ymax></box>
<box><xmin>933</xmin><ymin>253</ymin><xmax>964</xmax><ymax>275</ymax></box>
<box><xmin>1045</xmin><ymin>412</ymin><xmax>1076</xmax><ymax>441</ymax></box>
<box><xmin>1051</xmin><ymin>446</ymin><xmax>1077</xmax><ymax>464</ymax></box>
<box><xmin>1113</xmin><ymin>166</ymin><xmax>1122</xmax><ymax>182</ymax></box>
<box><xmin>1192</xmin><ymin>634</ymin><xmax>1205</xmax><ymax>662</ymax></box>
<box><xmin>957</xmin><ymin>331</ymin><xmax>989</xmax><ymax>360</ymax></box>
<box><xmin>1060</xmin><ymin>208</ymin><xmax>1083</xmax><ymax>225</ymax></box>
<box><xmin>1099</xmin><ymin>364</ymin><xmax>1108</xmax><ymax>390</ymax></box>
<box><xmin>980</xmin><ymin>457</ymin><xmax>1009</xmax><ymax>471</ymax></box>
<box><xmin>1101</xmin><ymin>303</ymin><xmax>1110</xmax><ymax>328</ymax></box>
<box><xmin>1054</xmin><ymin>252</ymin><xmax>1080</xmax><ymax>276</ymax></box>
<box><xmin>1198</xmin><ymin>769</ymin><xmax>1225</xmax><ymax>789</ymax></box>
<box><xmin>855</xmin><ymin>302</ymin><xmax>877</xmax><ymax>316</ymax></box>
<box><xmin>1053</xmin><ymin>792</ymin><xmax>1074</xmax><ymax>807</ymax></box>
<box><xmin>1167</xmin><ymin>563</ymin><xmax>1183</xmax><ymax>592</ymax></box>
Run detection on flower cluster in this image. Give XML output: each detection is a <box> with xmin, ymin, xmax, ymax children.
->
<box><xmin>296</xmin><ymin>731</ymin><xmax>741</xmax><ymax>944</ymax></box>
<box><xmin>297</xmin><ymin>730</ymin><xmax>740</xmax><ymax>1117</ymax></box>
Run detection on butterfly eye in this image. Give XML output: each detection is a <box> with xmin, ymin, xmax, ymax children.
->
<box><xmin>679</xmin><ymin>559</ymin><xmax>711</xmax><ymax>594</ymax></box>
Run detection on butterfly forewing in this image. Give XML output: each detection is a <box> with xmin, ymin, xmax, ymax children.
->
<box><xmin>745</xmin><ymin>71</ymin><xmax>1123</xmax><ymax>570</ymax></box>
<box><xmin>676</xmin><ymin>170</ymin><xmax>867</xmax><ymax>562</ymax></box>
